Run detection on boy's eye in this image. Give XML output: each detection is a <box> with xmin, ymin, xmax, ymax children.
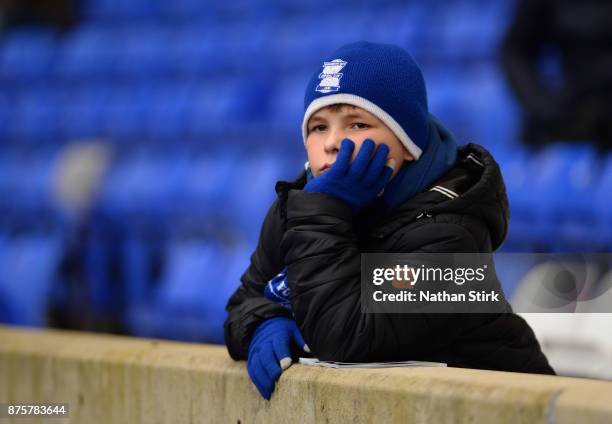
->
<box><xmin>351</xmin><ymin>122</ymin><xmax>370</xmax><ymax>129</ymax></box>
<box><xmin>310</xmin><ymin>124</ymin><xmax>326</xmax><ymax>132</ymax></box>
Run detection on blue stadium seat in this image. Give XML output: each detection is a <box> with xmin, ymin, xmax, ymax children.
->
<box><xmin>82</xmin><ymin>0</ymin><xmax>161</xmax><ymax>23</ymax></box>
<box><xmin>429</xmin><ymin>0</ymin><xmax>513</xmax><ymax>60</ymax></box>
<box><xmin>0</xmin><ymin>93</ymin><xmax>9</xmax><ymax>140</ymax></box>
<box><xmin>81</xmin><ymin>208</ymin><xmax>165</xmax><ymax>322</ymax></box>
<box><xmin>126</xmin><ymin>240</ymin><xmax>228</xmax><ymax>342</ymax></box>
<box><xmin>269</xmin><ymin>72</ymin><xmax>312</xmax><ymax>134</ymax></box>
<box><xmin>19</xmin><ymin>154</ymin><xmax>58</xmax><ymax>214</ymax></box>
<box><xmin>207</xmin><ymin>24</ymin><xmax>275</xmax><ymax>74</ymax></box>
<box><xmin>0</xmin><ymin>29</ymin><xmax>57</xmax><ymax>84</ymax></box>
<box><xmin>531</xmin><ymin>143</ymin><xmax>599</xmax><ymax>250</ymax></box>
<box><xmin>0</xmin><ymin>284</ymin><xmax>15</xmax><ymax>324</ymax></box>
<box><xmin>202</xmin><ymin>245</ymin><xmax>253</xmax><ymax>343</ymax></box>
<box><xmin>593</xmin><ymin>152</ymin><xmax>612</xmax><ymax>249</ymax></box>
<box><xmin>354</xmin><ymin>7</ymin><xmax>424</xmax><ymax>48</ymax></box>
<box><xmin>271</xmin><ymin>13</ymin><xmax>356</xmax><ymax>52</ymax></box>
<box><xmin>157</xmin><ymin>0</ymin><xmax>207</xmax><ymax>21</ymax></box>
<box><xmin>0</xmin><ymin>153</ymin><xmax>17</xmax><ymax>211</ymax></box>
<box><xmin>494</xmin><ymin>144</ymin><xmax>541</xmax><ymax>249</ymax></box>
<box><xmin>120</xmin><ymin>232</ymin><xmax>164</xmax><ymax>307</ymax></box>
<box><xmin>460</xmin><ymin>65</ymin><xmax>522</xmax><ymax>150</ymax></box>
<box><xmin>103</xmin><ymin>85</ymin><xmax>152</xmax><ymax>140</ymax></box>
<box><xmin>182</xmin><ymin>30</ymin><xmax>237</xmax><ymax>75</ymax></box>
<box><xmin>54</xmin><ymin>27</ymin><xmax>121</xmax><ymax>81</ymax></box>
<box><xmin>188</xmin><ymin>79</ymin><xmax>246</xmax><ymax>137</ymax></box>
<box><xmin>145</xmin><ymin>83</ymin><xmax>194</xmax><ymax>140</ymax></box>
<box><xmin>177</xmin><ymin>151</ymin><xmax>237</xmax><ymax>215</ymax></box>
<box><xmin>270</xmin><ymin>21</ymin><xmax>324</xmax><ymax>71</ymax></box>
<box><xmin>113</xmin><ymin>26</ymin><xmax>172</xmax><ymax>79</ymax></box>
<box><xmin>162</xmin><ymin>27</ymin><xmax>221</xmax><ymax>78</ymax></box>
<box><xmin>157</xmin><ymin>242</ymin><xmax>222</xmax><ymax>309</ymax></box>
<box><xmin>57</xmin><ymin>85</ymin><xmax>110</xmax><ymax>139</ymax></box>
<box><xmin>99</xmin><ymin>152</ymin><xmax>185</xmax><ymax>217</ymax></box>
<box><xmin>7</xmin><ymin>90</ymin><xmax>62</xmax><ymax>143</ymax></box>
<box><xmin>0</xmin><ymin>235</ymin><xmax>62</xmax><ymax>326</ymax></box>
<box><xmin>498</xmin><ymin>142</ymin><xmax>599</xmax><ymax>251</ymax></box>
<box><xmin>423</xmin><ymin>65</ymin><xmax>518</xmax><ymax>149</ymax></box>
<box><xmin>227</xmin><ymin>154</ymin><xmax>296</xmax><ymax>243</ymax></box>
<box><xmin>426</xmin><ymin>67</ymin><xmax>479</xmax><ymax>143</ymax></box>
<box><xmin>0</xmin><ymin>235</ymin><xmax>13</xmax><ymax>324</ymax></box>
<box><xmin>0</xmin><ymin>152</ymin><xmax>59</xmax><ymax>218</ymax></box>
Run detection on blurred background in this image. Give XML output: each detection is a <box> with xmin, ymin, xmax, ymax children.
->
<box><xmin>0</xmin><ymin>0</ymin><xmax>611</xmax><ymax>379</ymax></box>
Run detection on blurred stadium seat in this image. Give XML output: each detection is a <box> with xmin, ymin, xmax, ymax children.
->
<box><xmin>7</xmin><ymin>89</ymin><xmax>62</xmax><ymax>143</ymax></box>
<box><xmin>53</xmin><ymin>26</ymin><xmax>121</xmax><ymax>81</ymax></box>
<box><xmin>0</xmin><ymin>235</ymin><xmax>62</xmax><ymax>326</ymax></box>
<box><xmin>126</xmin><ymin>241</ymin><xmax>248</xmax><ymax>343</ymax></box>
<box><xmin>0</xmin><ymin>29</ymin><xmax>57</xmax><ymax>84</ymax></box>
<box><xmin>82</xmin><ymin>0</ymin><xmax>161</xmax><ymax>23</ymax></box>
<box><xmin>593</xmin><ymin>152</ymin><xmax>612</xmax><ymax>249</ymax></box>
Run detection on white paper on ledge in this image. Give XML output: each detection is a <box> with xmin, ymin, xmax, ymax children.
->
<box><xmin>298</xmin><ymin>357</ymin><xmax>447</xmax><ymax>368</ymax></box>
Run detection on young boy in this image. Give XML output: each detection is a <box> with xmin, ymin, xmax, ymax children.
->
<box><xmin>224</xmin><ymin>41</ymin><xmax>555</xmax><ymax>400</ymax></box>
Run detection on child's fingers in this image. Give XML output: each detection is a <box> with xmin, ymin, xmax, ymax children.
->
<box><xmin>261</xmin><ymin>344</ymin><xmax>283</xmax><ymax>381</ymax></box>
<box><xmin>330</xmin><ymin>139</ymin><xmax>355</xmax><ymax>175</ymax></box>
<box><xmin>362</xmin><ymin>143</ymin><xmax>390</xmax><ymax>187</ymax></box>
<box><xmin>291</xmin><ymin>326</ymin><xmax>308</xmax><ymax>353</ymax></box>
<box><xmin>247</xmin><ymin>354</ymin><xmax>273</xmax><ymax>400</ymax></box>
<box><xmin>348</xmin><ymin>139</ymin><xmax>376</xmax><ymax>180</ymax></box>
<box><xmin>254</xmin><ymin>356</ymin><xmax>276</xmax><ymax>399</ymax></box>
<box><xmin>272</xmin><ymin>337</ymin><xmax>292</xmax><ymax>370</ymax></box>
<box><xmin>374</xmin><ymin>165</ymin><xmax>394</xmax><ymax>196</ymax></box>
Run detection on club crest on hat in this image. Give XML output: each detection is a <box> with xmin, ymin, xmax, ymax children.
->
<box><xmin>315</xmin><ymin>59</ymin><xmax>347</xmax><ymax>93</ymax></box>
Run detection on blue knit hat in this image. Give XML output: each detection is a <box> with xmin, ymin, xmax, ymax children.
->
<box><xmin>302</xmin><ymin>41</ymin><xmax>429</xmax><ymax>160</ymax></box>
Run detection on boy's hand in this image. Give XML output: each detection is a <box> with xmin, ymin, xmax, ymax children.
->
<box><xmin>304</xmin><ymin>139</ymin><xmax>394</xmax><ymax>211</ymax></box>
<box><xmin>247</xmin><ymin>317</ymin><xmax>309</xmax><ymax>400</ymax></box>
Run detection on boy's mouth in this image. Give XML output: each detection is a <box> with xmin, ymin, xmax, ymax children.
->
<box><xmin>319</xmin><ymin>163</ymin><xmax>332</xmax><ymax>173</ymax></box>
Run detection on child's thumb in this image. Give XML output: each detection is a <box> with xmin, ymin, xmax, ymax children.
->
<box><xmin>292</xmin><ymin>326</ymin><xmax>310</xmax><ymax>353</ymax></box>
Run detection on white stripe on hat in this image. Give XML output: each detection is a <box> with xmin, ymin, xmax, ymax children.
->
<box><xmin>302</xmin><ymin>93</ymin><xmax>423</xmax><ymax>160</ymax></box>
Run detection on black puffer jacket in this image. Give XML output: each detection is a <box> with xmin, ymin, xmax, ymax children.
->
<box><xmin>224</xmin><ymin>143</ymin><xmax>555</xmax><ymax>375</ymax></box>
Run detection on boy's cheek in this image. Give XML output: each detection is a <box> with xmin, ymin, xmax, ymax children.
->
<box><xmin>351</xmin><ymin>138</ymin><xmax>366</xmax><ymax>153</ymax></box>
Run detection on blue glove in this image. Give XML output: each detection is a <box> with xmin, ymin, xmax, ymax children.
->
<box><xmin>264</xmin><ymin>267</ymin><xmax>292</xmax><ymax>311</ymax></box>
<box><xmin>247</xmin><ymin>317</ymin><xmax>309</xmax><ymax>400</ymax></box>
<box><xmin>303</xmin><ymin>139</ymin><xmax>394</xmax><ymax>211</ymax></box>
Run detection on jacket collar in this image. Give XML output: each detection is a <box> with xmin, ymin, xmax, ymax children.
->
<box><xmin>367</xmin><ymin>143</ymin><xmax>509</xmax><ymax>249</ymax></box>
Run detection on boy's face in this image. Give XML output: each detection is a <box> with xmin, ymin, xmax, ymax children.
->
<box><xmin>305</xmin><ymin>105</ymin><xmax>413</xmax><ymax>178</ymax></box>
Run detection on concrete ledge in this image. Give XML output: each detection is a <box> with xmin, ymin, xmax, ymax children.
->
<box><xmin>1</xmin><ymin>325</ymin><xmax>611</xmax><ymax>423</ymax></box>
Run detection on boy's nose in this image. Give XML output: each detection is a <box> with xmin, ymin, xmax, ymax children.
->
<box><xmin>323</xmin><ymin>131</ymin><xmax>344</xmax><ymax>154</ymax></box>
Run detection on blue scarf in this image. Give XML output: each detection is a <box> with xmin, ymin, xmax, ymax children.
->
<box><xmin>382</xmin><ymin>113</ymin><xmax>458</xmax><ymax>209</ymax></box>
<box><xmin>305</xmin><ymin>114</ymin><xmax>458</xmax><ymax>210</ymax></box>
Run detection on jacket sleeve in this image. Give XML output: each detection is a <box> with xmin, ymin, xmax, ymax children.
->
<box><xmin>280</xmin><ymin>190</ymin><xmax>483</xmax><ymax>362</ymax></box>
<box><xmin>223</xmin><ymin>199</ymin><xmax>293</xmax><ymax>360</ymax></box>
